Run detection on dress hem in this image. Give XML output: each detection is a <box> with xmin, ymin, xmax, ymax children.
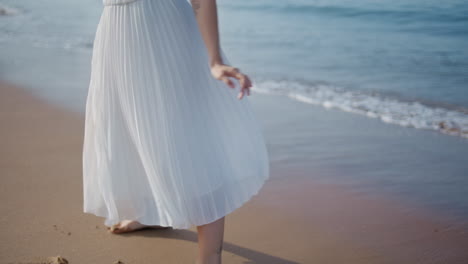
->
<box><xmin>83</xmin><ymin>171</ymin><xmax>270</xmax><ymax>230</ymax></box>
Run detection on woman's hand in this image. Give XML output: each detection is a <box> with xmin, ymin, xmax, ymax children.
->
<box><xmin>210</xmin><ymin>63</ymin><xmax>252</xmax><ymax>100</ymax></box>
<box><xmin>190</xmin><ymin>0</ymin><xmax>250</xmax><ymax>99</ymax></box>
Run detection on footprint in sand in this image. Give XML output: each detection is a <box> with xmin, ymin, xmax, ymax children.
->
<box><xmin>52</xmin><ymin>225</ymin><xmax>71</xmax><ymax>236</ymax></box>
<box><xmin>21</xmin><ymin>255</ymin><xmax>69</xmax><ymax>264</ymax></box>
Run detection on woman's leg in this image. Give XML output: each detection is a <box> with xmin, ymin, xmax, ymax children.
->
<box><xmin>196</xmin><ymin>217</ymin><xmax>225</xmax><ymax>264</ymax></box>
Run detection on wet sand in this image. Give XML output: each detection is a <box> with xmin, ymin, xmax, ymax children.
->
<box><xmin>1</xmin><ymin>80</ymin><xmax>468</xmax><ymax>264</ymax></box>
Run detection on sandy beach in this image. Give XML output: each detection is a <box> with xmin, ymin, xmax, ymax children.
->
<box><xmin>1</xmin><ymin>80</ymin><xmax>468</xmax><ymax>264</ymax></box>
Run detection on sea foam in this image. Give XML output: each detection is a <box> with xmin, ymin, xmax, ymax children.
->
<box><xmin>252</xmin><ymin>79</ymin><xmax>468</xmax><ymax>138</ymax></box>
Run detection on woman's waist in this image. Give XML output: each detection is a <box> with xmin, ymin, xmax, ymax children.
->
<box><xmin>103</xmin><ymin>0</ymin><xmax>188</xmax><ymax>6</ymax></box>
<box><xmin>102</xmin><ymin>0</ymin><xmax>141</xmax><ymax>6</ymax></box>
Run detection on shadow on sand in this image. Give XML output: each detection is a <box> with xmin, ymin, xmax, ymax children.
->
<box><xmin>118</xmin><ymin>227</ymin><xmax>299</xmax><ymax>264</ymax></box>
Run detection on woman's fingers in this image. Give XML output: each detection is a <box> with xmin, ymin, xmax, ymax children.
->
<box><xmin>238</xmin><ymin>89</ymin><xmax>245</xmax><ymax>100</ymax></box>
<box><xmin>220</xmin><ymin>76</ymin><xmax>235</xmax><ymax>89</ymax></box>
<box><xmin>216</xmin><ymin>65</ymin><xmax>252</xmax><ymax>99</ymax></box>
<box><xmin>237</xmin><ymin>81</ymin><xmax>250</xmax><ymax>100</ymax></box>
<box><xmin>237</xmin><ymin>74</ymin><xmax>247</xmax><ymax>90</ymax></box>
<box><xmin>239</xmin><ymin>85</ymin><xmax>251</xmax><ymax>99</ymax></box>
<box><xmin>231</xmin><ymin>71</ymin><xmax>251</xmax><ymax>100</ymax></box>
<box><xmin>244</xmin><ymin>75</ymin><xmax>252</xmax><ymax>96</ymax></box>
<box><xmin>229</xmin><ymin>70</ymin><xmax>250</xmax><ymax>89</ymax></box>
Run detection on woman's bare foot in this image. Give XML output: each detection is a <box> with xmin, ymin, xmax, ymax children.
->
<box><xmin>108</xmin><ymin>220</ymin><xmax>171</xmax><ymax>234</ymax></box>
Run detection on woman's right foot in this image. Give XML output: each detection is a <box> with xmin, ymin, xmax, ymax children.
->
<box><xmin>108</xmin><ymin>220</ymin><xmax>171</xmax><ymax>234</ymax></box>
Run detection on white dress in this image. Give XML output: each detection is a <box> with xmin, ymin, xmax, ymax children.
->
<box><xmin>82</xmin><ymin>0</ymin><xmax>270</xmax><ymax>229</ymax></box>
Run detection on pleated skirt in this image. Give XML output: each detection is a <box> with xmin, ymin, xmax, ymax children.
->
<box><xmin>82</xmin><ymin>0</ymin><xmax>270</xmax><ymax>229</ymax></box>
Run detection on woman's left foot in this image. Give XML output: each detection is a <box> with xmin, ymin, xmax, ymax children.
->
<box><xmin>108</xmin><ymin>220</ymin><xmax>170</xmax><ymax>234</ymax></box>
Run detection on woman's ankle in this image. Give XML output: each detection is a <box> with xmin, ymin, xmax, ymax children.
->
<box><xmin>195</xmin><ymin>252</ymin><xmax>222</xmax><ymax>264</ymax></box>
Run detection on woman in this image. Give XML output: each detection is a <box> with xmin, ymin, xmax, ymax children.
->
<box><xmin>82</xmin><ymin>0</ymin><xmax>270</xmax><ymax>263</ymax></box>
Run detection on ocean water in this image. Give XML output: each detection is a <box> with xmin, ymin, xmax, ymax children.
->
<box><xmin>217</xmin><ymin>0</ymin><xmax>468</xmax><ymax>138</ymax></box>
<box><xmin>1</xmin><ymin>0</ymin><xmax>467</xmax><ymax>138</ymax></box>
<box><xmin>0</xmin><ymin>0</ymin><xmax>468</xmax><ymax>138</ymax></box>
<box><xmin>1</xmin><ymin>0</ymin><xmax>467</xmax><ymax>222</ymax></box>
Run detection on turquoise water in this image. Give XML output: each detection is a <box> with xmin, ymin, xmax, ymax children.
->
<box><xmin>1</xmin><ymin>0</ymin><xmax>467</xmax><ymax>137</ymax></box>
<box><xmin>1</xmin><ymin>0</ymin><xmax>467</xmax><ymax>222</ymax></box>
<box><xmin>218</xmin><ymin>0</ymin><xmax>468</xmax><ymax>137</ymax></box>
<box><xmin>220</xmin><ymin>0</ymin><xmax>468</xmax><ymax>104</ymax></box>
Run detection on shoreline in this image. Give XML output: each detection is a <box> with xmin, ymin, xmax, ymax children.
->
<box><xmin>1</xmin><ymin>80</ymin><xmax>468</xmax><ymax>263</ymax></box>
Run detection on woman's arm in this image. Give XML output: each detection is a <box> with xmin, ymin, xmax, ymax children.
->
<box><xmin>190</xmin><ymin>0</ymin><xmax>252</xmax><ymax>99</ymax></box>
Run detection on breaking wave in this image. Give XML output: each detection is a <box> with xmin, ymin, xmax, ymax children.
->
<box><xmin>252</xmin><ymin>79</ymin><xmax>468</xmax><ymax>138</ymax></box>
